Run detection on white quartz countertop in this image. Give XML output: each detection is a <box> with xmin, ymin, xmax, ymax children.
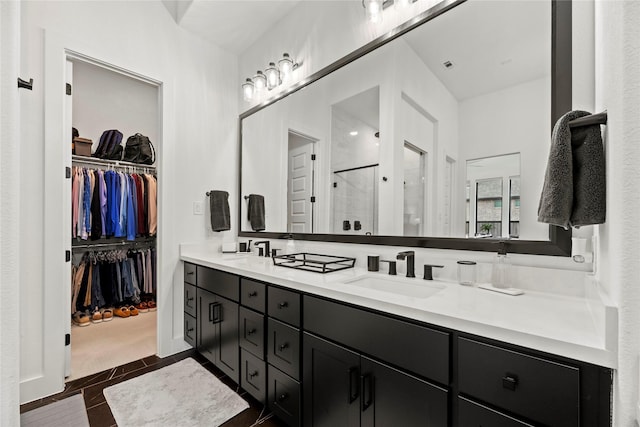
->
<box><xmin>180</xmin><ymin>246</ymin><xmax>617</xmax><ymax>368</ymax></box>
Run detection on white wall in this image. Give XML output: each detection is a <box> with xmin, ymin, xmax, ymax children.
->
<box><xmin>72</xmin><ymin>60</ymin><xmax>159</xmax><ymax>153</ymax></box>
<box><xmin>19</xmin><ymin>0</ymin><xmax>238</xmax><ymax>403</ymax></box>
<box><xmin>0</xmin><ymin>1</ymin><xmax>21</xmax><ymax>425</ymax></box>
<box><xmin>595</xmin><ymin>1</ymin><xmax>640</xmax><ymax>425</ymax></box>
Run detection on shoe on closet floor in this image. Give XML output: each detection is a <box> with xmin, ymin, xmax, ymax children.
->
<box><xmin>90</xmin><ymin>309</ymin><xmax>103</xmax><ymax>324</ymax></box>
<box><xmin>72</xmin><ymin>311</ymin><xmax>90</xmax><ymax>327</ymax></box>
<box><xmin>135</xmin><ymin>302</ymin><xmax>149</xmax><ymax>313</ymax></box>
<box><xmin>147</xmin><ymin>300</ymin><xmax>157</xmax><ymax>311</ymax></box>
<box><xmin>114</xmin><ymin>307</ymin><xmax>130</xmax><ymax>318</ymax></box>
<box><xmin>101</xmin><ymin>308</ymin><xmax>114</xmax><ymax>322</ymax></box>
<box><xmin>128</xmin><ymin>305</ymin><xmax>139</xmax><ymax>316</ymax></box>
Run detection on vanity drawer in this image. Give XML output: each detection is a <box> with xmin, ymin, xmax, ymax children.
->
<box><xmin>268</xmin><ymin>318</ymin><xmax>300</xmax><ymax>380</ymax></box>
<box><xmin>304</xmin><ymin>296</ymin><xmax>449</xmax><ymax>385</ymax></box>
<box><xmin>458</xmin><ymin>337</ymin><xmax>579</xmax><ymax>427</ymax></box>
<box><xmin>184</xmin><ymin>313</ymin><xmax>196</xmax><ymax>347</ymax></box>
<box><xmin>241</xmin><ymin>348</ymin><xmax>266</xmax><ymax>403</ymax></box>
<box><xmin>241</xmin><ymin>278</ymin><xmax>266</xmax><ymax>313</ymax></box>
<box><xmin>268</xmin><ymin>287</ymin><xmax>301</xmax><ymax>327</ymax></box>
<box><xmin>458</xmin><ymin>396</ymin><xmax>534</xmax><ymax>427</ymax></box>
<box><xmin>240</xmin><ymin>306</ymin><xmax>265</xmax><ymax>357</ymax></box>
<box><xmin>196</xmin><ymin>266</ymin><xmax>239</xmax><ymax>302</ymax></box>
<box><xmin>184</xmin><ymin>283</ymin><xmax>197</xmax><ymax>317</ymax></box>
<box><xmin>268</xmin><ymin>364</ymin><xmax>300</xmax><ymax>427</ymax></box>
<box><xmin>184</xmin><ymin>262</ymin><xmax>196</xmax><ymax>285</ymax></box>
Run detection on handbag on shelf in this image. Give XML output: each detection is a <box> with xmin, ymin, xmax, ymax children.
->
<box><xmin>122</xmin><ymin>133</ymin><xmax>156</xmax><ymax>165</ymax></box>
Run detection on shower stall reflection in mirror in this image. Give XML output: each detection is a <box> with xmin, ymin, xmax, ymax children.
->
<box><xmin>64</xmin><ymin>52</ymin><xmax>161</xmax><ymax>382</ymax></box>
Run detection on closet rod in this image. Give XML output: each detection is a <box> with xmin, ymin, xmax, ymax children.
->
<box><xmin>72</xmin><ymin>238</ymin><xmax>156</xmax><ymax>250</ymax></box>
<box><xmin>568</xmin><ymin>111</ymin><xmax>607</xmax><ymax>129</ymax></box>
<box><xmin>71</xmin><ymin>155</ymin><xmax>156</xmax><ymax>172</ymax></box>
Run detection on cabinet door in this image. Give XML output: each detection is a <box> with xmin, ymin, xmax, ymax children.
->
<box><xmin>303</xmin><ymin>333</ymin><xmax>360</xmax><ymax>427</ymax></box>
<box><xmin>197</xmin><ymin>288</ymin><xmax>218</xmax><ymax>365</ymax></box>
<box><xmin>217</xmin><ymin>295</ymin><xmax>240</xmax><ymax>383</ymax></box>
<box><xmin>360</xmin><ymin>356</ymin><xmax>448</xmax><ymax>427</ymax></box>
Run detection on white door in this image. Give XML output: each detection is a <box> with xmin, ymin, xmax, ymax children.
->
<box><xmin>287</xmin><ymin>133</ymin><xmax>315</xmax><ymax>233</ymax></box>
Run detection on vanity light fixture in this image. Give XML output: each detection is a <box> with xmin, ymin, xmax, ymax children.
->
<box><xmin>242</xmin><ymin>54</ymin><xmax>299</xmax><ymax>101</ymax></box>
<box><xmin>242</xmin><ymin>78</ymin><xmax>255</xmax><ymax>102</ymax></box>
<box><xmin>253</xmin><ymin>70</ymin><xmax>267</xmax><ymax>92</ymax></box>
<box><xmin>363</xmin><ymin>0</ymin><xmax>419</xmax><ymax>23</ymax></box>
<box><xmin>265</xmin><ymin>62</ymin><xmax>280</xmax><ymax>90</ymax></box>
<box><xmin>363</xmin><ymin>0</ymin><xmax>385</xmax><ymax>23</ymax></box>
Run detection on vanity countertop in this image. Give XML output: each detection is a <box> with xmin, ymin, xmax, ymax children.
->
<box><xmin>180</xmin><ymin>245</ymin><xmax>617</xmax><ymax>368</ymax></box>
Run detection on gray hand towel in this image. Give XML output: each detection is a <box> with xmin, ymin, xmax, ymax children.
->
<box><xmin>247</xmin><ymin>194</ymin><xmax>265</xmax><ymax>231</ymax></box>
<box><xmin>209</xmin><ymin>190</ymin><xmax>230</xmax><ymax>232</ymax></box>
<box><xmin>538</xmin><ymin>110</ymin><xmax>606</xmax><ymax>228</ymax></box>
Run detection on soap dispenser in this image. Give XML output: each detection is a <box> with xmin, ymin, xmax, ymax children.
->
<box><xmin>285</xmin><ymin>233</ymin><xmax>296</xmax><ymax>254</ymax></box>
<box><xmin>492</xmin><ymin>242</ymin><xmax>509</xmax><ymax>289</ymax></box>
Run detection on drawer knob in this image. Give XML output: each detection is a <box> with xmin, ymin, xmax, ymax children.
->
<box><xmin>502</xmin><ymin>373</ymin><xmax>519</xmax><ymax>391</ymax></box>
<box><xmin>187</xmin><ymin>297</ymin><xmax>194</xmax><ymax>302</ymax></box>
<box><xmin>248</xmin><ymin>291</ymin><xmax>258</xmax><ymax>297</ymax></box>
<box><xmin>279</xmin><ymin>343</ymin><xmax>289</xmax><ymax>351</ymax></box>
<box><xmin>187</xmin><ymin>327</ymin><xmax>194</xmax><ymax>333</ymax></box>
<box><xmin>247</xmin><ymin>328</ymin><xmax>257</xmax><ymax>335</ymax></box>
<box><xmin>186</xmin><ymin>271</ymin><xmax>194</xmax><ymax>276</ymax></box>
<box><xmin>249</xmin><ymin>371</ymin><xmax>259</xmax><ymax>379</ymax></box>
<box><xmin>278</xmin><ymin>302</ymin><xmax>289</xmax><ymax>309</ymax></box>
<box><xmin>277</xmin><ymin>393</ymin><xmax>289</xmax><ymax>402</ymax></box>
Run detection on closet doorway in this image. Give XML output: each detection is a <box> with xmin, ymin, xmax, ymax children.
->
<box><xmin>65</xmin><ymin>54</ymin><xmax>161</xmax><ymax>381</ymax></box>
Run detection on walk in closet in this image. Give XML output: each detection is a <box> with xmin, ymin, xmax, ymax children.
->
<box><xmin>66</xmin><ymin>58</ymin><xmax>160</xmax><ymax>381</ymax></box>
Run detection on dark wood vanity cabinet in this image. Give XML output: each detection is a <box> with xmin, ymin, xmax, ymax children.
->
<box><xmin>183</xmin><ymin>263</ymin><xmax>612</xmax><ymax>427</ymax></box>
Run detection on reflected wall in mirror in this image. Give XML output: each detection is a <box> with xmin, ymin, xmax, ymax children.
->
<box><xmin>239</xmin><ymin>0</ymin><xmax>572</xmax><ymax>255</ymax></box>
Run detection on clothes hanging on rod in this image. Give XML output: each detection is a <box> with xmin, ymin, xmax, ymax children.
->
<box><xmin>72</xmin><ymin>166</ymin><xmax>157</xmax><ymax>241</ymax></box>
<box><xmin>71</xmin><ymin>246</ymin><xmax>157</xmax><ymax>323</ymax></box>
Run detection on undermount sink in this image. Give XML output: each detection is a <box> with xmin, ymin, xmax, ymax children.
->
<box><xmin>342</xmin><ymin>274</ymin><xmax>445</xmax><ymax>299</ymax></box>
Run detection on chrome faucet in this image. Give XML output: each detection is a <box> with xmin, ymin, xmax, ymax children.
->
<box><xmin>396</xmin><ymin>250</ymin><xmax>415</xmax><ymax>278</ymax></box>
<box><xmin>254</xmin><ymin>241</ymin><xmax>270</xmax><ymax>257</ymax></box>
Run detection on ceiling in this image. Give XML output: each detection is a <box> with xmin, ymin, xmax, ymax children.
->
<box><xmin>165</xmin><ymin>0</ymin><xmax>303</xmax><ymax>54</ymax></box>
<box><xmin>403</xmin><ymin>0</ymin><xmax>550</xmax><ymax>101</ymax></box>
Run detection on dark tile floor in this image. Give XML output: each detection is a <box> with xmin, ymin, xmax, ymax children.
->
<box><xmin>20</xmin><ymin>349</ymin><xmax>287</xmax><ymax>427</ymax></box>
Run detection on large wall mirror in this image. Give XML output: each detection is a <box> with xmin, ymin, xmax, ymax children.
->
<box><xmin>239</xmin><ymin>0</ymin><xmax>572</xmax><ymax>256</ymax></box>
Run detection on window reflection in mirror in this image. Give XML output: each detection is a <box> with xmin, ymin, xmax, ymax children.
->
<box><xmin>466</xmin><ymin>153</ymin><xmax>520</xmax><ymax>239</ymax></box>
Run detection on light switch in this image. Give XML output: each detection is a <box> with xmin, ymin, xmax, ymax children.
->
<box><xmin>193</xmin><ymin>201</ymin><xmax>204</xmax><ymax>215</ymax></box>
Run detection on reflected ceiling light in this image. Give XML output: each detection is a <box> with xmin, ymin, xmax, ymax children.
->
<box><xmin>350</xmin><ymin>131</ymin><xmax>359</xmax><ymax>136</ymax></box>
<box><xmin>242</xmin><ymin>78</ymin><xmax>255</xmax><ymax>102</ymax></box>
<box><xmin>242</xmin><ymin>54</ymin><xmax>299</xmax><ymax>102</ymax></box>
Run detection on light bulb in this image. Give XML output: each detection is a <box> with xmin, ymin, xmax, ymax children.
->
<box><xmin>278</xmin><ymin>53</ymin><xmax>294</xmax><ymax>81</ymax></box>
<box><xmin>364</xmin><ymin>0</ymin><xmax>383</xmax><ymax>23</ymax></box>
<box><xmin>253</xmin><ymin>70</ymin><xmax>266</xmax><ymax>92</ymax></box>
<box><xmin>242</xmin><ymin>78</ymin><xmax>254</xmax><ymax>102</ymax></box>
<box><xmin>265</xmin><ymin>62</ymin><xmax>280</xmax><ymax>90</ymax></box>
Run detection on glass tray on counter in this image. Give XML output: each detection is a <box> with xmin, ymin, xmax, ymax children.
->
<box><xmin>272</xmin><ymin>252</ymin><xmax>356</xmax><ymax>274</ymax></box>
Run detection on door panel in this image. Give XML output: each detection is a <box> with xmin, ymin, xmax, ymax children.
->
<box><xmin>360</xmin><ymin>356</ymin><xmax>448</xmax><ymax>427</ymax></box>
<box><xmin>197</xmin><ymin>288</ymin><xmax>218</xmax><ymax>365</ymax></box>
<box><xmin>217</xmin><ymin>295</ymin><xmax>239</xmax><ymax>383</ymax></box>
<box><xmin>303</xmin><ymin>333</ymin><xmax>361</xmax><ymax>427</ymax></box>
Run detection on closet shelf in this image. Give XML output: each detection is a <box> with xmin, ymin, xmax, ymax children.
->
<box><xmin>72</xmin><ymin>155</ymin><xmax>156</xmax><ymax>172</ymax></box>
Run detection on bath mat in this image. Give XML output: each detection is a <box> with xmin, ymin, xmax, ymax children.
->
<box><xmin>21</xmin><ymin>394</ymin><xmax>90</xmax><ymax>427</ymax></box>
<box><xmin>103</xmin><ymin>357</ymin><xmax>249</xmax><ymax>427</ymax></box>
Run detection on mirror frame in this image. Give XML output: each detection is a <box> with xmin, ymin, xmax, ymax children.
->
<box><xmin>238</xmin><ymin>0</ymin><xmax>572</xmax><ymax>256</ymax></box>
